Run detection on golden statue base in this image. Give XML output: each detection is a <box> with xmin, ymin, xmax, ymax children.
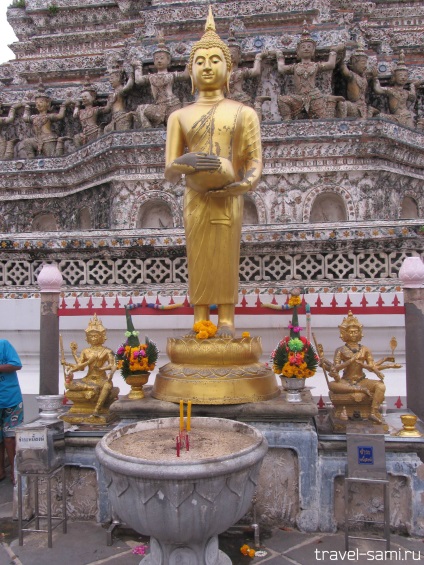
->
<box><xmin>60</xmin><ymin>386</ymin><xmax>120</xmax><ymax>425</ymax></box>
<box><xmin>328</xmin><ymin>391</ymin><xmax>389</xmax><ymax>432</ymax></box>
<box><xmin>152</xmin><ymin>336</ymin><xmax>280</xmax><ymax>404</ymax></box>
<box><xmin>61</xmin><ymin>411</ymin><xmax>119</xmax><ymax>425</ymax></box>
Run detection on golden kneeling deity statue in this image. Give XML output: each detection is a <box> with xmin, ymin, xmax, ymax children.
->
<box><xmin>152</xmin><ymin>7</ymin><xmax>279</xmax><ymax>404</ymax></box>
<box><xmin>60</xmin><ymin>314</ymin><xmax>119</xmax><ymax>424</ymax></box>
<box><xmin>316</xmin><ymin>311</ymin><xmax>401</xmax><ymax>432</ymax></box>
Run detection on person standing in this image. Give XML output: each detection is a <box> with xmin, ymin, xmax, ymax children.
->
<box><xmin>0</xmin><ymin>339</ymin><xmax>23</xmax><ymax>483</ymax></box>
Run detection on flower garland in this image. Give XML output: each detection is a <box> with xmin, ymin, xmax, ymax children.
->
<box><xmin>271</xmin><ymin>290</ymin><xmax>318</xmax><ymax>379</ymax></box>
<box><xmin>116</xmin><ymin>309</ymin><xmax>159</xmax><ymax>379</ymax></box>
<box><xmin>193</xmin><ymin>320</ymin><xmax>217</xmax><ymax>339</ymax></box>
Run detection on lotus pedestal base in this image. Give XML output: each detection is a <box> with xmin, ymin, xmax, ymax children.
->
<box><xmin>152</xmin><ymin>336</ymin><xmax>280</xmax><ymax>405</ymax></box>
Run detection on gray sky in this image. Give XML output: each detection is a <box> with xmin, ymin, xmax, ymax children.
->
<box><xmin>0</xmin><ymin>5</ymin><xmax>18</xmax><ymax>65</ymax></box>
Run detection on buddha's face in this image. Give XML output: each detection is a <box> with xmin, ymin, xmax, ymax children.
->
<box><xmin>154</xmin><ymin>51</ymin><xmax>170</xmax><ymax>71</ymax></box>
<box><xmin>191</xmin><ymin>47</ymin><xmax>229</xmax><ymax>91</ymax></box>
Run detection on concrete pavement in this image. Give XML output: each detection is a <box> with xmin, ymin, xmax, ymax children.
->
<box><xmin>1</xmin><ymin>475</ymin><xmax>424</xmax><ymax>565</ymax></box>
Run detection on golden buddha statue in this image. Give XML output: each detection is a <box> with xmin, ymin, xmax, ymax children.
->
<box><xmin>317</xmin><ymin>311</ymin><xmax>401</xmax><ymax>431</ymax></box>
<box><xmin>165</xmin><ymin>7</ymin><xmax>262</xmax><ymax>337</ymax></box>
<box><xmin>152</xmin><ymin>7</ymin><xmax>279</xmax><ymax>404</ymax></box>
<box><xmin>61</xmin><ymin>314</ymin><xmax>119</xmax><ymax>424</ymax></box>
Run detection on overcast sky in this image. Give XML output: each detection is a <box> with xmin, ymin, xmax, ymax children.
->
<box><xmin>0</xmin><ymin>5</ymin><xmax>18</xmax><ymax>65</ymax></box>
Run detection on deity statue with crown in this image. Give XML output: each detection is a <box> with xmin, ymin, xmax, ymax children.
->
<box><xmin>276</xmin><ymin>21</ymin><xmax>344</xmax><ymax>120</ymax></box>
<box><xmin>316</xmin><ymin>311</ymin><xmax>401</xmax><ymax>432</ymax></box>
<box><xmin>60</xmin><ymin>314</ymin><xmax>119</xmax><ymax>424</ymax></box>
<box><xmin>152</xmin><ymin>7</ymin><xmax>279</xmax><ymax>404</ymax></box>
<box><xmin>373</xmin><ymin>50</ymin><xmax>422</xmax><ymax>128</ymax></box>
<box><xmin>134</xmin><ymin>30</ymin><xmax>190</xmax><ymax>128</ymax></box>
<box><xmin>21</xmin><ymin>78</ymin><xmax>72</xmax><ymax>158</ymax></box>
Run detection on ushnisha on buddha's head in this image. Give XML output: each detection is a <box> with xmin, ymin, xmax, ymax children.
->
<box><xmin>188</xmin><ymin>6</ymin><xmax>232</xmax><ymax>94</ymax></box>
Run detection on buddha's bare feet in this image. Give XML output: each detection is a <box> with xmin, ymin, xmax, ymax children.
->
<box><xmin>215</xmin><ymin>325</ymin><xmax>235</xmax><ymax>339</ymax></box>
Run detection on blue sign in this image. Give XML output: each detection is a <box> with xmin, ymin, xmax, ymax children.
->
<box><xmin>357</xmin><ymin>446</ymin><xmax>374</xmax><ymax>465</ymax></box>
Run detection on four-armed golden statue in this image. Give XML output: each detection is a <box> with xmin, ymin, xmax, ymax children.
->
<box><xmin>316</xmin><ymin>311</ymin><xmax>401</xmax><ymax>431</ymax></box>
<box><xmin>60</xmin><ymin>314</ymin><xmax>119</xmax><ymax>424</ymax></box>
<box><xmin>152</xmin><ymin>7</ymin><xmax>279</xmax><ymax>404</ymax></box>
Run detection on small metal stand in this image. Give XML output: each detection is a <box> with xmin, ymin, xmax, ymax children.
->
<box><xmin>18</xmin><ymin>465</ymin><xmax>67</xmax><ymax>548</ymax></box>
<box><xmin>344</xmin><ymin>430</ymin><xmax>390</xmax><ymax>551</ymax></box>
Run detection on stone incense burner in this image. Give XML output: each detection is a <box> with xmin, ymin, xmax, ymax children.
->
<box><xmin>96</xmin><ymin>417</ymin><xmax>268</xmax><ymax>564</ymax></box>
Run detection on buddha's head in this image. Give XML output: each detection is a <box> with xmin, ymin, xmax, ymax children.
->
<box><xmin>188</xmin><ymin>7</ymin><xmax>232</xmax><ymax>94</ymax></box>
<box><xmin>85</xmin><ymin>314</ymin><xmax>107</xmax><ymax>344</ymax></box>
<box><xmin>339</xmin><ymin>311</ymin><xmax>363</xmax><ymax>344</ymax></box>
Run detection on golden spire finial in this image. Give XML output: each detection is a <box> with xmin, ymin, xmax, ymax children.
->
<box><xmin>205</xmin><ymin>5</ymin><xmax>215</xmax><ymax>32</ymax></box>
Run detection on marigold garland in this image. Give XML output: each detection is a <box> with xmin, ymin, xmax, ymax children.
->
<box><xmin>193</xmin><ymin>320</ymin><xmax>217</xmax><ymax>339</ymax></box>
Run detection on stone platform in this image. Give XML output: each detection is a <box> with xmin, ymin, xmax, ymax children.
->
<box><xmin>110</xmin><ymin>385</ymin><xmax>317</xmax><ymax>423</ymax></box>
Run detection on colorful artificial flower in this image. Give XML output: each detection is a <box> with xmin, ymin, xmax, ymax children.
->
<box><xmin>242</xmin><ymin>331</ymin><xmax>251</xmax><ymax>338</ymax></box>
<box><xmin>271</xmin><ymin>292</ymin><xmax>318</xmax><ymax>379</ymax></box>
<box><xmin>115</xmin><ymin>309</ymin><xmax>159</xmax><ymax>379</ymax></box>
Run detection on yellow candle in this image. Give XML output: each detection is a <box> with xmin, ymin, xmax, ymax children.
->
<box><xmin>187</xmin><ymin>401</ymin><xmax>192</xmax><ymax>432</ymax></box>
<box><xmin>179</xmin><ymin>400</ymin><xmax>184</xmax><ymax>431</ymax></box>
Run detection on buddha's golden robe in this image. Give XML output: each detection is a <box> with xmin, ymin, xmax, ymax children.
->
<box><xmin>166</xmin><ymin>99</ymin><xmax>262</xmax><ymax>305</ymax></box>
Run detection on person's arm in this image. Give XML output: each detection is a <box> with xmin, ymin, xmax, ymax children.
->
<box><xmin>0</xmin><ymin>363</ymin><xmax>22</xmax><ymax>372</ymax></box>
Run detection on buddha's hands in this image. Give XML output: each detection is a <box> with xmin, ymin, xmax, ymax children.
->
<box><xmin>174</xmin><ymin>152</ymin><xmax>221</xmax><ymax>174</ymax></box>
<box><xmin>209</xmin><ymin>180</ymin><xmax>251</xmax><ymax>198</ymax></box>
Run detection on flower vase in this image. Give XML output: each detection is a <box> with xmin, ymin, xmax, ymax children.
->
<box><xmin>280</xmin><ymin>377</ymin><xmax>306</xmax><ymax>402</ymax></box>
<box><xmin>125</xmin><ymin>372</ymin><xmax>149</xmax><ymax>400</ymax></box>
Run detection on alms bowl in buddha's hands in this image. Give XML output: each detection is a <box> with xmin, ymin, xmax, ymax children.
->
<box><xmin>186</xmin><ymin>157</ymin><xmax>235</xmax><ymax>193</ymax></box>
